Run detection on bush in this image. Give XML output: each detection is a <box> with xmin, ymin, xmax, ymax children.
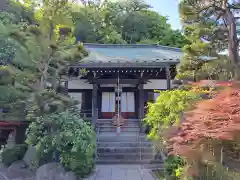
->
<box><xmin>26</xmin><ymin>112</ymin><xmax>96</xmax><ymax>177</ymax></box>
<box><xmin>2</xmin><ymin>144</ymin><xmax>28</xmax><ymax>166</ymax></box>
<box><xmin>164</xmin><ymin>155</ymin><xmax>186</xmax><ymax>179</ymax></box>
<box><xmin>144</xmin><ymin>90</ymin><xmax>201</xmax><ymax>141</ymax></box>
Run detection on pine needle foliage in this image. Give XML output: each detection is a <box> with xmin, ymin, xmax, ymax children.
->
<box><xmin>0</xmin><ymin>1</ymin><xmax>88</xmax><ymax>121</ymax></box>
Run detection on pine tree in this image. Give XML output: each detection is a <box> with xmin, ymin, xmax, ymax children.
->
<box><xmin>177</xmin><ymin>22</ymin><xmax>233</xmax><ymax>81</ymax></box>
<box><xmin>179</xmin><ymin>0</ymin><xmax>240</xmax><ymax>79</ymax></box>
<box><xmin>0</xmin><ymin>1</ymin><xmax>88</xmax><ymax>121</ymax></box>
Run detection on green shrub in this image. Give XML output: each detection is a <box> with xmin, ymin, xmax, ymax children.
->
<box><xmin>164</xmin><ymin>155</ymin><xmax>186</xmax><ymax>179</ymax></box>
<box><xmin>144</xmin><ymin>90</ymin><xmax>201</xmax><ymax>141</ymax></box>
<box><xmin>2</xmin><ymin>144</ymin><xmax>28</xmax><ymax>166</ymax></box>
<box><xmin>26</xmin><ymin>112</ymin><xmax>96</xmax><ymax>177</ymax></box>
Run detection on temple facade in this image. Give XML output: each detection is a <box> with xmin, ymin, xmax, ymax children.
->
<box><xmin>67</xmin><ymin>44</ymin><xmax>182</xmax><ymax>126</ymax></box>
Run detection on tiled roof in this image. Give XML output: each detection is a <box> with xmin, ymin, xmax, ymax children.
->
<box><xmin>77</xmin><ymin>44</ymin><xmax>183</xmax><ymax>67</ymax></box>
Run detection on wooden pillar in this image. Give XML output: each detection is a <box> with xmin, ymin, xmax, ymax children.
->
<box><xmin>138</xmin><ymin>83</ymin><xmax>144</xmax><ymax>120</ymax></box>
<box><xmin>166</xmin><ymin>65</ymin><xmax>171</xmax><ymax>90</ymax></box>
<box><xmin>92</xmin><ymin>83</ymin><xmax>98</xmax><ymax>127</ymax></box>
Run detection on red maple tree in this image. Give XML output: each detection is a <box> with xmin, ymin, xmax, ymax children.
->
<box><xmin>168</xmin><ymin>81</ymin><xmax>240</xmax><ymax>173</ymax></box>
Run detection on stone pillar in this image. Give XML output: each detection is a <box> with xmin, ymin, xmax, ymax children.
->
<box><xmin>166</xmin><ymin>65</ymin><xmax>171</xmax><ymax>90</ymax></box>
<box><xmin>64</xmin><ymin>81</ymin><xmax>68</xmax><ymax>95</ymax></box>
<box><xmin>92</xmin><ymin>83</ymin><xmax>98</xmax><ymax>128</ymax></box>
<box><xmin>6</xmin><ymin>131</ymin><xmax>16</xmax><ymax>149</ymax></box>
<box><xmin>138</xmin><ymin>83</ymin><xmax>144</xmax><ymax>120</ymax></box>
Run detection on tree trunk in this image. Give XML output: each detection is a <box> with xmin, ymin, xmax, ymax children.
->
<box><xmin>226</xmin><ymin>9</ymin><xmax>240</xmax><ymax>79</ymax></box>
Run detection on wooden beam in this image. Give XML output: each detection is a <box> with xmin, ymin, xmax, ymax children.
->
<box><xmin>92</xmin><ymin>83</ymin><xmax>98</xmax><ymax>128</ymax></box>
<box><xmin>88</xmin><ymin>79</ymin><xmax>148</xmax><ymax>84</ymax></box>
<box><xmin>72</xmin><ymin>61</ymin><xmax>178</xmax><ymax>68</ymax></box>
<box><xmin>138</xmin><ymin>84</ymin><xmax>144</xmax><ymax>120</ymax></box>
<box><xmin>166</xmin><ymin>65</ymin><xmax>171</xmax><ymax>90</ymax></box>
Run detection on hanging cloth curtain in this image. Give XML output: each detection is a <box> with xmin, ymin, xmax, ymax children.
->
<box><xmin>121</xmin><ymin>92</ymin><xmax>127</xmax><ymax>112</ymax></box>
<box><xmin>126</xmin><ymin>92</ymin><xmax>135</xmax><ymax>112</ymax></box>
<box><xmin>109</xmin><ymin>92</ymin><xmax>115</xmax><ymax>112</ymax></box>
<box><xmin>121</xmin><ymin>92</ymin><xmax>135</xmax><ymax>112</ymax></box>
<box><xmin>101</xmin><ymin>92</ymin><xmax>109</xmax><ymax>112</ymax></box>
<box><xmin>102</xmin><ymin>92</ymin><xmax>115</xmax><ymax>112</ymax></box>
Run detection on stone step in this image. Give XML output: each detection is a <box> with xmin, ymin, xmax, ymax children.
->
<box><xmin>97</xmin><ymin>119</ymin><xmax>141</xmax><ymax>122</ymax></box>
<box><xmin>139</xmin><ymin>136</ymin><xmax>152</xmax><ymax>142</ymax></box>
<box><xmin>97</xmin><ymin>133</ymin><xmax>150</xmax><ymax>142</ymax></box>
<box><xmin>98</xmin><ymin>132</ymin><xmax>145</xmax><ymax>136</ymax></box>
<box><xmin>142</xmin><ymin>164</ymin><xmax>165</xmax><ymax>170</ymax></box>
<box><xmin>96</xmin><ymin>159</ymin><xmax>163</xmax><ymax>165</ymax></box>
<box><xmin>97</xmin><ymin>132</ymin><xmax>138</xmax><ymax>142</ymax></box>
<box><xmin>97</xmin><ymin>147</ymin><xmax>154</xmax><ymax>153</ymax></box>
<box><xmin>97</xmin><ymin>141</ymin><xmax>152</xmax><ymax>147</ymax></box>
<box><xmin>98</xmin><ymin>132</ymin><xmax>138</xmax><ymax>137</ymax></box>
<box><xmin>97</xmin><ymin>119</ymin><xmax>140</xmax><ymax>122</ymax></box>
<box><xmin>96</xmin><ymin>153</ymin><xmax>154</xmax><ymax>160</ymax></box>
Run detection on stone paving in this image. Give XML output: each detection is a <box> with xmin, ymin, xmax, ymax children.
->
<box><xmin>87</xmin><ymin>165</ymin><xmax>156</xmax><ymax>180</ymax></box>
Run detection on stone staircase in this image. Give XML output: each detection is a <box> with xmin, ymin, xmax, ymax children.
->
<box><xmin>96</xmin><ymin>119</ymin><xmax>163</xmax><ymax>168</ymax></box>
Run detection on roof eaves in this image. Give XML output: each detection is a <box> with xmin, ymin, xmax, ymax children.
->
<box><xmin>83</xmin><ymin>43</ymin><xmax>159</xmax><ymax>48</ymax></box>
<box><xmin>83</xmin><ymin>43</ymin><xmax>182</xmax><ymax>52</ymax></box>
<box><xmin>72</xmin><ymin>61</ymin><xmax>179</xmax><ymax>68</ymax></box>
<box><xmin>156</xmin><ymin>45</ymin><xmax>182</xmax><ymax>52</ymax></box>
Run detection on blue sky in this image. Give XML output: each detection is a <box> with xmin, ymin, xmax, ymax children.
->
<box><xmin>146</xmin><ymin>0</ymin><xmax>181</xmax><ymax>30</ymax></box>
